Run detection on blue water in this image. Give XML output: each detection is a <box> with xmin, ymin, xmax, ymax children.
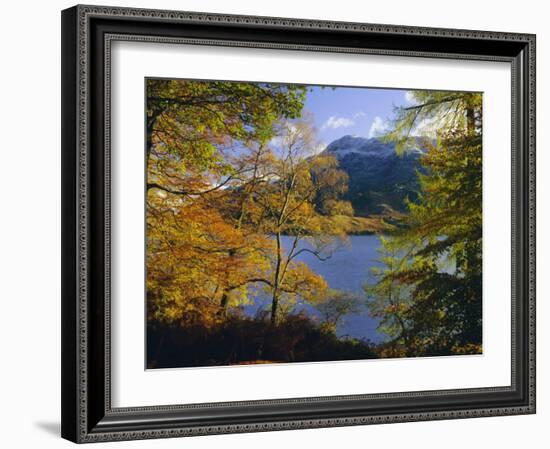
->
<box><xmin>245</xmin><ymin>235</ymin><xmax>386</xmax><ymax>343</ymax></box>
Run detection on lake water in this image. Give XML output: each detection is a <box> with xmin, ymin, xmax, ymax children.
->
<box><xmin>245</xmin><ymin>235</ymin><xmax>386</xmax><ymax>343</ymax></box>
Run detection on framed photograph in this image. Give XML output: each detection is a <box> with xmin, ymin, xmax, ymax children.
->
<box><xmin>61</xmin><ymin>4</ymin><xmax>536</xmax><ymax>443</ymax></box>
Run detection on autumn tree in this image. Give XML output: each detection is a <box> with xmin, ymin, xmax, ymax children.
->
<box><xmin>147</xmin><ymin>194</ymin><xmax>271</xmax><ymax>326</ymax></box>
<box><xmin>314</xmin><ymin>290</ymin><xmax>362</xmax><ymax>333</ymax></box>
<box><xmin>146</xmin><ymin>79</ymin><xmax>307</xmax><ymax>204</ymax></box>
<box><xmin>249</xmin><ymin>119</ymin><xmax>350</xmax><ymax>324</ymax></box>
<box><xmin>146</xmin><ymin>80</ymin><xmax>307</xmax><ymax>325</ymax></box>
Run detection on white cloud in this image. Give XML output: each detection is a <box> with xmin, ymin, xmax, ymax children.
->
<box><xmin>353</xmin><ymin>111</ymin><xmax>367</xmax><ymax>119</ymax></box>
<box><xmin>368</xmin><ymin>116</ymin><xmax>389</xmax><ymax>138</ymax></box>
<box><xmin>411</xmin><ymin>117</ymin><xmax>437</xmax><ymax>138</ymax></box>
<box><xmin>311</xmin><ymin>142</ymin><xmax>327</xmax><ymax>155</ymax></box>
<box><xmin>321</xmin><ymin>115</ymin><xmax>355</xmax><ymax>130</ymax></box>
<box><xmin>269</xmin><ymin>135</ymin><xmax>283</xmax><ymax>148</ymax></box>
<box><xmin>404</xmin><ymin>91</ymin><xmax>417</xmax><ymax>104</ymax></box>
<box><xmin>269</xmin><ymin>122</ymin><xmax>298</xmax><ymax>148</ymax></box>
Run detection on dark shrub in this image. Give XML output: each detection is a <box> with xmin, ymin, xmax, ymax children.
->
<box><xmin>147</xmin><ymin>314</ymin><xmax>377</xmax><ymax>368</ymax></box>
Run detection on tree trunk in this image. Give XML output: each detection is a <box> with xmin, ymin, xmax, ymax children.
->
<box><xmin>270</xmin><ymin>291</ymin><xmax>279</xmax><ymax>326</ymax></box>
<box><xmin>146</xmin><ymin>107</ymin><xmax>161</xmax><ymax>161</ymax></box>
<box><xmin>270</xmin><ymin>232</ymin><xmax>283</xmax><ymax>325</ymax></box>
<box><xmin>219</xmin><ymin>292</ymin><xmax>229</xmax><ymax>318</ymax></box>
<box><xmin>218</xmin><ymin>249</ymin><xmax>237</xmax><ymax>319</ymax></box>
<box><xmin>466</xmin><ymin>107</ymin><xmax>476</xmax><ymax>134</ymax></box>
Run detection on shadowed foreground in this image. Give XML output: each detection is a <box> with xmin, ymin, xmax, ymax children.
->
<box><xmin>147</xmin><ymin>315</ymin><xmax>378</xmax><ymax>369</ymax></box>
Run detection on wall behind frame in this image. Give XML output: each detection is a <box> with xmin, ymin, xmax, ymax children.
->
<box><xmin>0</xmin><ymin>1</ymin><xmax>545</xmax><ymax>448</ymax></box>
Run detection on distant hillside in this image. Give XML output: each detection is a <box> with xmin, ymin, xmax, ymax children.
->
<box><xmin>322</xmin><ymin>135</ymin><xmax>425</xmax><ymax>216</ymax></box>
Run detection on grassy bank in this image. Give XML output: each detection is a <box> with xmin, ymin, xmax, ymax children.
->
<box><xmin>321</xmin><ymin>214</ymin><xmax>388</xmax><ymax>234</ymax></box>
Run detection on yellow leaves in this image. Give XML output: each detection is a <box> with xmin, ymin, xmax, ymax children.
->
<box><xmin>147</xmin><ymin>192</ymin><xmax>268</xmax><ymax>323</ymax></box>
<box><xmin>282</xmin><ymin>262</ymin><xmax>328</xmax><ymax>303</ymax></box>
<box><xmin>451</xmin><ymin>343</ymin><xmax>482</xmax><ymax>355</ymax></box>
<box><xmin>383</xmin><ymin>303</ymin><xmax>409</xmax><ymax>314</ymax></box>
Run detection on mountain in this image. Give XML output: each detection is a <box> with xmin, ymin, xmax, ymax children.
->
<box><xmin>322</xmin><ymin>135</ymin><xmax>425</xmax><ymax>216</ymax></box>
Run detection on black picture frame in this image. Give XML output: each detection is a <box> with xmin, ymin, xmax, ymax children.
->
<box><xmin>61</xmin><ymin>4</ymin><xmax>536</xmax><ymax>443</ymax></box>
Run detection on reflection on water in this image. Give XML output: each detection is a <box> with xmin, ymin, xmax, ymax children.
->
<box><xmin>245</xmin><ymin>235</ymin><xmax>386</xmax><ymax>342</ymax></box>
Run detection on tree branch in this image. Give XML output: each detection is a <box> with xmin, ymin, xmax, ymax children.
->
<box><xmin>146</xmin><ymin>175</ymin><xmax>234</xmax><ymax>196</ymax></box>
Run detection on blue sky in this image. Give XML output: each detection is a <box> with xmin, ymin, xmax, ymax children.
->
<box><xmin>302</xmin><ymin>85</ymin><xmax>413</xmax><ymax>148</ymax></box>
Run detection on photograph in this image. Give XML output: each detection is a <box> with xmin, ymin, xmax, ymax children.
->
<box><xmin>145</xmin><ymin>79</ymin><xmax>483</xmax><ymax>369</ymax></box>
